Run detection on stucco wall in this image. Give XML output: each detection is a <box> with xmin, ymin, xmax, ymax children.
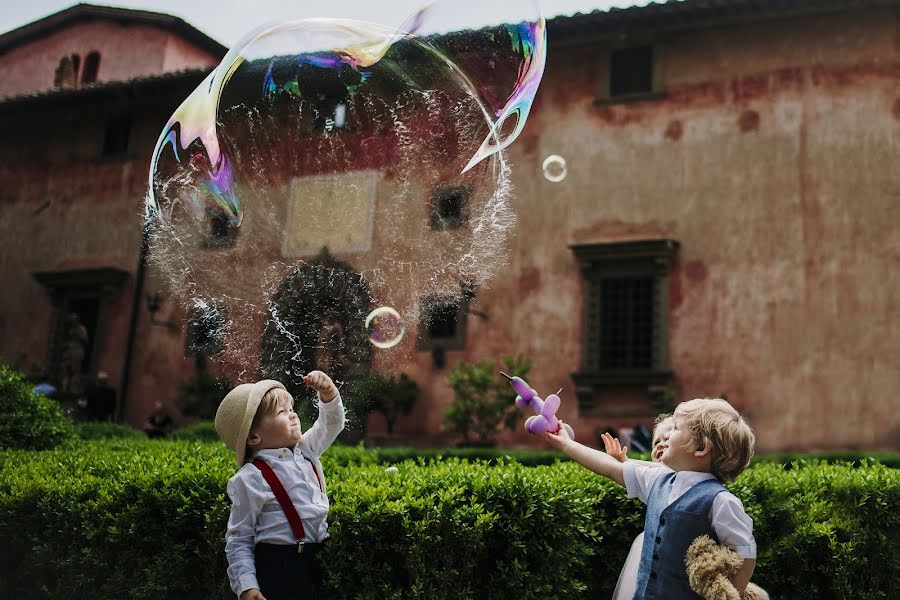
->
<box><xmin>0</xmin><ymin>7</ymin><xmax>896</xmax><ymax>451</ymax></box>
<box><xmin>408</xmin><ymin>7</ymin><xmax>899</xmax><ymax>451</ymax></box>
<box><xmin>0</xmin><ymin>19</ymin><xmax>218</xmax><ymax>99</ymax></box>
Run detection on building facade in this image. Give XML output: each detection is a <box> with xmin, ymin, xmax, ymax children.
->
<box><xmin>0</xmin><ymin>1</ymin><xmax>897</xmax><ymax>451</ymax></box>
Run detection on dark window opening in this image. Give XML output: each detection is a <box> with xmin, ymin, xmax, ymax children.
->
<box><xmin>53</xmin><ymin>55</ymin><xmax>79</xmax><ymax>88</ymax></box>
<box><xmin>185</xmin><ymin>303</ymin><xmax>227</xmax><ymax>358</ymax></box>
<box><xmin>205</xmin><ymin>212</ymin><xmax>237</xmax><ymax>248</ymax></box>
<box><xmin>102</xmin><ymin>118</ymin><xmax>131</xmax><ymax>155</ymax></box>
<box><xmin>599</xmin><ymin>277</ymin><xmax>655</xmax><ymax>369</ymax></box>
<box><xmin>428</xmin><ymin>301</ymin><xmax>458</xmax><ymax>339</ymax></box>
<box><xmin>430</xmin><ymin>186</ymin><xmax>470</xmax><ymax>230</ymax></box>
<box><xmin>82</xmin><ymin>51</ymin><xmax>100</xmax><ymax>84</ymax></box>
<box><xmin>418</xmin><ymin>294</ymin><xmax>468</xmax><ymax>351</ymax></box>
<box><xmin>610</xmin><ymin>45</ymin><xmax>653</xmax><ymax>97</ymax></box>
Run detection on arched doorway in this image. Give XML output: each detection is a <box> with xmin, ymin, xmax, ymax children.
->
<box><xmin>259</xmin><ymin>249</ymin><xmax>372</xmax><ymax>439</ymax></box>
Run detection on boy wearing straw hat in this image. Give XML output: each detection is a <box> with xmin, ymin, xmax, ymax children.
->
<box><xmin>215</xmin><ymin>370</ymin><xmax>345</xmax><ymax>600</ymax></box>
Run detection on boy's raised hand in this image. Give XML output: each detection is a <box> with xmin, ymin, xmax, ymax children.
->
<box><xmin>601</xmin><ymin>432</ymin><xmax>628</xmax><ymax>462</ymax></box>
<box><xmin>240</xmin><ymin>588</ymin><xmax>266</xmax><ymax>600</ymax></box>
<box><xmin>304</xmin><ymin>370</ymin><xmax>338</xmax><ymax>402</ymax></box>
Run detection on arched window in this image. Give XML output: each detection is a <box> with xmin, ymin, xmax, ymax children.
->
<box><xmin>82</xmin><ymin>51</ymin><xmax>100</xmax><ymax>84</ymax></box>
<box><xmin>53</xmin><ymin>55</ymin><xmax>79</xmax><ymax>88</ymax></box>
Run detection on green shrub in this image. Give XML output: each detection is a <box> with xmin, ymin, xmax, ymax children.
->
<box><xmin>0</xmin><ymin>363</ymin><xmax>73</xmax><ymax>450</ymax></box>
<box><xmin>0</xmin><ymin>441</ymin><xmax>897</xmax><ymax>599</ymax></box>
<box><xmin>168</xmin><ymin>420</ymin><xmax>220</xmax><ymax>442</ymax></box>
<box><xmin>175</xmin><ymin>371</ymin><xmax>232</xmax><ymax>420</ymax></box>
<box><xmin>444</xmin><ymin>354</ymin><xmax>531</xmax><ymax>445</ymax></box>
<box><xmin>356</xmin><ymin>372</ymin><xmax>418</xmax><ymax>435</ymax></box>
<box><xmin>74</xmin><ymin>422</ymin><xmax>144</xmax><ymax>440</ymax></box>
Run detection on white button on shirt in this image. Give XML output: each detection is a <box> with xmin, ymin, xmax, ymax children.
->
<box><xmin>225</xmin><ymin>392</ymin><xmax>345</xmax><ymax>596</ymax></box>
<box><xmin>623</xmin><ymin>461</ymin><xmax>757</xmax><ymax>559</ymax></box>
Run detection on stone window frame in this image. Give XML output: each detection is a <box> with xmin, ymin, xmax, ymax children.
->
<box><xmin>570</xmin><ymin>239</ymin><xmax>678</xmax><ymax>414</ymax></box>
<box><xmin>594</xmin><ymin>37</ymin><xmax>667</xmax><ymax>106</ymax></box>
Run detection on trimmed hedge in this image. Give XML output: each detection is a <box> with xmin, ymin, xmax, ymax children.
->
<box><xmin>73</xmin><ymin>422</ymin><xmax>145</xmax><ymax>440</ymax></box>
<box><xmin>169</xmin><ymin>420</ymin><xmax>220</xmax><ymax>442</ymax></box>
<box><xmin>1</xmin><ymin>441</ymin><xmax>897</xmax><ymax>599</ymax></box>
<box><xmin>0</xmin><ymin>364</ymin><xmax>73</xmax><ymax>450</ymax></box>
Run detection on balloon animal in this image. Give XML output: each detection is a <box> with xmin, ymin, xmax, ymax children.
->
<box><xmin>501</xmin><ymin>372</ymin><xmax>575</xmax><ymax>439</ymax></box>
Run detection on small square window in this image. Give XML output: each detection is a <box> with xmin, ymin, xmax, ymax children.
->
<box><xmin>185</xmin><ymin>302</ymin><xmax>227</xmax><ymax>357</ymax></box>
<box><xmin>102</xmin><ymin>118</ymin><xmax>131</xmax><ymax>156</ymax></box>
<box><xmin>609</xmin><ymin>45</ymin><xmax>654</xmax><ymax>98</ymax></box>
<box><xmin>430</xmin><ymin>186</ymin><xmax>469</xmax><ymax>230</ymax></box>
<box><xmin>204</xmin><ymin>212</ymin><xmax>237</xmax><ymax>248</ymax></box>
<box><xmin>418</xmin><ymin>295</ymin><xmax>467</xmax><ymax>351</ymax></box>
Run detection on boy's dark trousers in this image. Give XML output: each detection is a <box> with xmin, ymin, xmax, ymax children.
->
<box><xmin>255</xmin><ymin>542</ymin><xmax>325</xmax><ymax>600</ymax></box>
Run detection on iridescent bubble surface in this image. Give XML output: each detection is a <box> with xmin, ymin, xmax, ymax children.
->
<box><xmin>542</xmin><ymin>155</ymin><xmax>567</xmax><ymax>183</ymax></box>
<box><xmin>365</xmin><ymin>306</ymin><xmax>405</xmax><ymax>349</ymax></box>
<box><xmin>145</xmin><ymin>2</ymin><xmax>545</xmax><ymax>396</ymax></box>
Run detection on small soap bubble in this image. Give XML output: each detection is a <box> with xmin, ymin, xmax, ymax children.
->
<box><xmin>365</xmin><ymin>306</ymin><xmax>405</xmax><ymax>349</ymax></box>
<box><xmin>542</xmin><ymin>154</ymin><xmax>567</xmax><ymax>182</ymax></box>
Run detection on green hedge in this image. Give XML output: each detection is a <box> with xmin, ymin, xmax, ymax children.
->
<box><xmin>1</xmin><ymin>441</ymin><xmax>897</xmax><ymax>599</ymax></box>
<box><xmin>168</xmin><ymin>420</ymin><xmax>220</xmax><ymax>441</ymax></box>
<box><xmin>0</xmin><ymin>364</ymin><xmax>73</xmax><ymax>450</ymax></box>
<box><xmin>73</xmin><ymin>422</ymin><xmax>145</xmax><ymax>440</ymax></box>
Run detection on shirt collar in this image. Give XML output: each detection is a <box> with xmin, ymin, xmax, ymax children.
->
<box><xmin>673</xmin><ymin>470</ymin><xmax>716</xmax><ymax>486</ymax></box>
<box><xmin>255</xmin><ymin>447</ymin><xmax>294</xmax><ymax>460</ymax></box>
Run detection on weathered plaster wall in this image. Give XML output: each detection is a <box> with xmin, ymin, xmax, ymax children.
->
<box><xmin>0</xmin><ymin>20</ymin><xmax>218</xmax><ymax>98</ymax></box>
<box><xmin>403</xmin><ymin>7</ymin><xmax>900</xmax><ymax>451</ymax></box>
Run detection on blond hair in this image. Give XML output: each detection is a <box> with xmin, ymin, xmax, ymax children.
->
<box><xmin>243</xmin><ymin>387</ymin><xmax>293</xmax><ymax>463</ymax></box>
<box><xmin>674</xmin><ymin>398</ymin><xmax>755</xmax><ymax>482</ymax></box>
<box><xmin>652</xmin><ymin>413</ymin><xmax>673</xmax><ymax>447</ymax></box>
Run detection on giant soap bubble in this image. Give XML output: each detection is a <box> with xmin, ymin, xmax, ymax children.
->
<box><xmin>146</xmin><ymin>2</ymin><xmax>545</xmax><ymax>402</ymax></box>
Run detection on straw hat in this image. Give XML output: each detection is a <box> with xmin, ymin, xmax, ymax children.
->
<box><xmin>215</xmin><ymin>379</ymin><xmax>286</xmax><ymax>466</ymax></box>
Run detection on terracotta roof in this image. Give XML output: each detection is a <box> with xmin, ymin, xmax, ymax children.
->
<box><xmin>0</xmin><ymin>67</ymin><xmax>210</xmax><ymax>110</ymax></box>
<box><xmin>549</xmin><ymin>0</ymin><xmax>900</xmax><ymax>34</ymax></box>
<box><xmin>0</xmin><ymin>3</ymin><xmax>227</xmax><ymax>57</ymax></box>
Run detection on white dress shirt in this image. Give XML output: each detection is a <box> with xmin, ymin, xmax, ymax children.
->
<box><xmin>225</xmin><ymin>392</ymin><xmax>345</xmax><ymax>596</ymax></box>
<box><xmin>623</xmin><ymin>461</ymin><xmax>757</xmax><ymax>559</ymax></box>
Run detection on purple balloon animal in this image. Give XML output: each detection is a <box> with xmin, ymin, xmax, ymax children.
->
<box><xmin>501</xmin><ymin>372</ymin><xmax>575</xmax><ymax>439</ymax></box>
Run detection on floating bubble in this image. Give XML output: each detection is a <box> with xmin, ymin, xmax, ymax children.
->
<box><xmin>542</xmin><ymin>154</ymin><xmax>567</xmax><ymax>182</ymax></box>
<box><xmin>365</xmin><ymin>306</ymin><xmax>405</xmax><ymax>349</ymax></box>
<box><xmin>145</xmin><ymin>2</ymin><xmax>545</xmax><ymax>396</ymax></box>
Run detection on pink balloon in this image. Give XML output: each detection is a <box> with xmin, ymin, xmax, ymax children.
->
<box><xmin>524</xmin><ymin>415</ymin><xmax>539</xmax><ymax>433</ymax></box>
<box><xmin>563</xmin><ymin>423</ymin><xmax>575</xmax><ymax>439</ymax></box>
<box><xmin>515</xmin><ymin>395</ymin><xmax>528</xmax><ymax>409</ymax></box>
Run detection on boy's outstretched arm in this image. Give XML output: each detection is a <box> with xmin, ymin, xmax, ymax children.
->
<box><xmin>543</xmin><ymin>422</ymin><xmax>626</xmax><ymax>486</ymax></box>
<box><xmin>732</xmin><ymin>558</ymin><xmax>756</xmax><ymax>593</ymax></box>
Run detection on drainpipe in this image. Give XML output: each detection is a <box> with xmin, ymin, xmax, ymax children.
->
<box><xmin>118</xmin><ymin>220</ymin><xmax>149</xmax><ymax>422</ymax></box>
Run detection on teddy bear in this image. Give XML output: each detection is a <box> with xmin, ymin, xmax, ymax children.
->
<box><xmin>685</xmin><ymin>535</ymin><xmax>770</xmax><ymax>600</ymax></box>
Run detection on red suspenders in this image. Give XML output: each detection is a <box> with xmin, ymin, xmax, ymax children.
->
<box><xmin>252</xmin><ymin>455</ymin><xmax>323</xmax><ymax>554</ymax></box>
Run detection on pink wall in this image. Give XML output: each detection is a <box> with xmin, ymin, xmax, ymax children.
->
<box><xmin>0</xmin><ymin>19</ymin><xmax>219</xmax><ymax>99</ymax></box>
<box><xmin>0</xmin><ymin>7</ymin><xmax>896</xmax><ymax>451</ymax></box>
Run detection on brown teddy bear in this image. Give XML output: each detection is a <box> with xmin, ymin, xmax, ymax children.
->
<box><xmin>685</xmin><ymin>535</ymin><xmax>770</xmax><ymax>600</ymax></box>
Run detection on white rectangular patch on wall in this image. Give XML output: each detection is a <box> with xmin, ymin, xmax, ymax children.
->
<box><xmin>284</xmin><ymin>170</ymin><xmax>377</xmax><ymax>257</ymax></box>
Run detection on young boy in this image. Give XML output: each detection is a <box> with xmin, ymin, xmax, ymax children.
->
<box><xmin>544</xmin><ymin>398</ymin><xmax>756</xmax><ymax>599</ymax></box>
<box><xmin>214</xmin><ymin>371</ymin><xmax>345</xmax><ymax>600</ymax></box>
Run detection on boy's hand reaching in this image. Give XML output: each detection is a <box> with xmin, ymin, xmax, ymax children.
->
<box><xmin>304</xmin><ymin>370</ymin><xmax>338</xmax><ymax>402</ymax></box>
<box><xmin>542</xmin><ymin>420</ymin><xmax>573</xmax><ymax>451</ymax></box>
<box><xmin>240</xmin><ymin>589</ymin><xmax>266</xmax><ymax>600</ymax></box>
<box><xmin>601</xmin><ymin>432</ymin><xmax>628</xmax><ymax>462</ymax></box>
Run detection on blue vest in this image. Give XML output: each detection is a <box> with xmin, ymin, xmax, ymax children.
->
<box><xmin>633</xmin><ymin>472</ymin><xmax>726</xmax><ymax>600</ymax></box>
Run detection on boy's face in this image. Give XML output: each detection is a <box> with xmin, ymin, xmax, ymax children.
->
<box><xmin>651</xmin><ymin>421</ymin><xmax>673</xmax><ymax>463</ymax></box>
<box><xmin>660</xmin><ymin>414</ymin><xmax>709</xmax><ymax>472</ymax></box>
<box><xmin>249</xmin><ymin>394</ymin><xmax>302</xmax><ymax>451</ymax></box>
